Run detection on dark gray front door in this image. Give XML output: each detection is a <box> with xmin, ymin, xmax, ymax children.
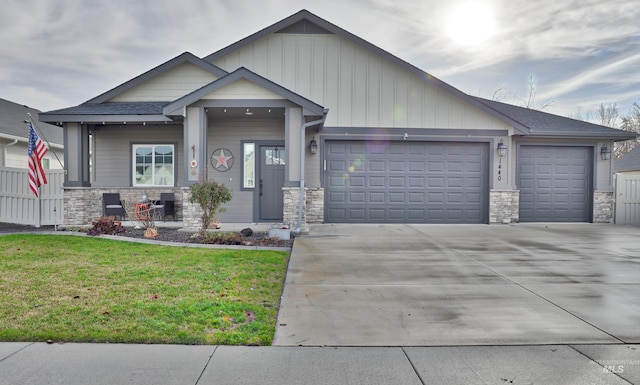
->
<box><xmin>325</xmin><ymin>140</ymin><xmax>488</xmax><ymax>223</ymax></box>
<box><xmin>518</xmin><ymin>145</ymin><xmax>592</xmax><ymax>222</ymax></box>
<box><xmin>259</xmin><ymin>145</ymin><xmax>285</xmax><ymax>221</ymax></box>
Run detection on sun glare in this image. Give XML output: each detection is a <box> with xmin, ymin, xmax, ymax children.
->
<box><xmin>446</xmin><ymin>2</ymin><xmax>497</xmax><ymax>47</ymax></box>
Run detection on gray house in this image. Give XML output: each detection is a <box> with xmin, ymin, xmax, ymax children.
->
<box><xmin>40</xmin><ymin>10</ymin><xmax>636</xmax><ymax>229</ymax></box>
<box><xmin>1</xmin><ymin>98</ymin><xmax>63</xmax><ymax>169</ymax></box>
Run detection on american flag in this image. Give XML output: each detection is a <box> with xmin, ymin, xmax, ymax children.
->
<box><xmin>28</xmin><ymin>122</ymin><xmax>48</xmax><ymax>197</ymax></box>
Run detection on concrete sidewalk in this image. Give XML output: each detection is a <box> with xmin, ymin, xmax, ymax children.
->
<box><xmin>1</xmin><ymin>342</ymin><xmax>638</xmax><ymax>384</ymax></box>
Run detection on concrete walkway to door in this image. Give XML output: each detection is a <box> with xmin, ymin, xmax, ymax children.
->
<box><xmin>274</xmin><ymin>223</ymin><xmax>640</xmax><ymax>346</ymax></box>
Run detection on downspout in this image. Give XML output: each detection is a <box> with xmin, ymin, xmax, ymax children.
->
<box><xmin>293</xmin><ymin>113</ymin><xmax>327</xmax><ymax>234</ymax></box>
<box><xmin>3</xmin><ymin>139</ymin><xmax>19</xmax><ymax>167</ymax></box>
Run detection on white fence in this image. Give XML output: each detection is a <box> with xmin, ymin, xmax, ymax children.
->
<box><xmin>615</xmin><ymin>171</ymin><xmax>640</xmax><ymax>225</ymax></box>
<box><xmin>0</xmin><ymin>166</ymin><xmax>65</xmax><ymax>226</ymax></box>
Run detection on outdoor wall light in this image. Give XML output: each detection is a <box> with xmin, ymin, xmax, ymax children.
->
<box><xmin>497</xmin><ymin>139</ymin><xmax>507</xmax><ymax>157</ymax></box>
<box><xmin>245</xmin><ymin>108</ymin><xmax>253</xmax><ymax>116</ymax></box>
<box><xmin>600</xmin><ymin>144</ymin><xmax>611</xmax><ymax>160</ymax></box>
<box><xmin>309</xmin><ymin>136</ymin><xmax>318</xmax><ymax>154</ymax></box>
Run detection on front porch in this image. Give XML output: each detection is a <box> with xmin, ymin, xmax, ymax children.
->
<box><xmin>63</xmin><ymin>186</ymin><xmax>324</xmax><ymax>232</ymax></box>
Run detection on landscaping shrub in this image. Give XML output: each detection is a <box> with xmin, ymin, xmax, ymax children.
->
<box><xmin>86</xmin><ymin>216</ymin><xmax>125</xmax><ymax>236</ymax></box>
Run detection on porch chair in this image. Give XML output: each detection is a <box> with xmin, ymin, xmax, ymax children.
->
<box><xmin>149</xmin><ymin>192</ymin><xmax>175</xmax><ymax>221</ymax></box>
<box><xmin>158</xmin><ymin>192</ymin><xmax>176</xmax><ymax>221</ymax></box>
<box><xmin>103</xmin><ymin>193</ymin><xmax>125</xmax><ymax>219</ymax></box>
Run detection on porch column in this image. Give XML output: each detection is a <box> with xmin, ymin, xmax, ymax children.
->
<box><xmin>184</xmin><ymin>106</ymin><xmax>207</xmax><ymax>184</ymax></box>
<box><xmin>63</xmin><ymin>122</ymin><xmax>90</xmax><ymax>187</ymax></box>
<box><xmin>285</xmin><ymin>107</ymin><xmax>303</xmax><ymax>184</ymax></box>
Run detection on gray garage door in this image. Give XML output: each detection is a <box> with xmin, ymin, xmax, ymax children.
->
<box><xmin>325</xmin><ymin>141</ymin><xmax>488</xmax><ymax>223</ymax></box>
<box><xmin>518</xmin><ymin>145</ymin><xmax>592</xmax><ymax>222</ymax></box>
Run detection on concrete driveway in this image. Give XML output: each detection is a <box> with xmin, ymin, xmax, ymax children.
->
<box><xmin>274</xmin><ymin>223</ymin><xmax>640</xmax><ymax>346</ymax></box>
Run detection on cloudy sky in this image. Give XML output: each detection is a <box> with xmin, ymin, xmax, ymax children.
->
<box><xmin>1</xmin><ymin>0</ymin><xmax>639</xmax><ymax>122</ymax></box>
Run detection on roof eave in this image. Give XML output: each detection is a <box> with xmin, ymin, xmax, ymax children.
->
<box><xmin>520</xmin><ymin>131</ymin><xmax>638</xmax><ymax>140</ymax></box>
<box><xmin>0</xmin><ymin>133</ymin><xmax>63</xmax><ymax>147</ymax></box>
<box><xmin>39</xmin><ymin>113</ymin><xmax>174</xmax><ymax>123</ymax></box>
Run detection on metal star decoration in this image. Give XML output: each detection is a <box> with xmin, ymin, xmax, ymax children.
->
<box><xmin>211</xmin><ymin>148</ymin><xmax>234</xmax><ymax>171</ymax></box>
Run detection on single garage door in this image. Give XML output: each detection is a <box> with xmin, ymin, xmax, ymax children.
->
<box><xmin>325</xmin><ymin>141</ymin><xmax>488</xmax><ymax>223</ymax></box>
<box><xmin>518</xmin><ymin>145</ymin><xmax>592</xmax><ymax>222</ymax></box>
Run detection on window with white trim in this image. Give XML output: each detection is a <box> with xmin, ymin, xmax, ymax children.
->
<box><xmin>133</xmin><ymin>144</ymin><xmax>174</xmax><ymax>186</ymax></box>
<box><xmin>243</xmin><ymin>142</ymin><xmax>255</xmax><ymax>189</ymax></box>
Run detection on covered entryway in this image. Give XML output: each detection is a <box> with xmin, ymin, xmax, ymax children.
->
<box><xmin>518</xmin><ymin>145</ymin><xmax>592</xmax><ymax>222</ymax></box>
<box><xmin>324</xmin><ymin>141</ymin><xmax>489</xmax><ymax>223</ymax></box>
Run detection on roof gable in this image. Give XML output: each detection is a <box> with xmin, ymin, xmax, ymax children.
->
<box><xmin>87</xmin><ymin>52</ymin><xmax>228</xmax><ymax>104</ymax></box>
<box><xmin>203</xmin><ymin>10</ymin><xmax>515</xmax><ymax>127</ymax></box>
<box><xmin>201</xmin><ymin>78</ymin><xmax>286</xmax><ymax>100</ymax></box>
<box><xmin>163</xmin><ymin>67</ymin><xmax>325</xmax><ymax>117</ymax></box>
<box><xmin>275</xmin><ymin>19</ymin><xmax>333</xmax><ymax>34</ymax></box>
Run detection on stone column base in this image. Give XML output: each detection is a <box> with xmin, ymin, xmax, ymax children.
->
<box><xmin>593</xmin><ymin>191</ymin><xmax>614</xmax><ymax>223</ymax></box>
<box><xmin>489</xmin><ymin>189</ymin><xmax>520</xmax><ymax>224</ymax></box>
<box><xmin>283</xmin><ymin>187</ymin><xmax>324</xmax><ymax>233</ymax></box>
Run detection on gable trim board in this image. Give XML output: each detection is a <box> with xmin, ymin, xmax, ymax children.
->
<box><xmin>40</xmin><ymin>9</ymin><xmax>638</xmax><ymax>227</ymax></box>
<box><xmin>87</xmin><ymin>52</ymin><xmax>228</xmax><ymax>104</ymax></box>
<box><xmin>163</xmin><ymin>67</ymin><xmax>326</xmax><ymax>117</ymax></box>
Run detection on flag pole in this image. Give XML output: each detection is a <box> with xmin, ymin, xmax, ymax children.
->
<box><xmin>36</xmin><ymin>185</ymin><xmax>42</xmax><ymax>228</ymax></box>
<box><xmin>26</xmin><ymin>116</ymin><xmax>48</xmax><ymax>228</ymax></box>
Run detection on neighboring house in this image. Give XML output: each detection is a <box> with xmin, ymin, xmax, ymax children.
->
<box><xmin>0</xmin><ymin>98</ymin><xmax>64</xmax><ymax>169</ymax></box>
<box><xmin>614</xmin><ymin>145</ymin><xmax>640</xmax><ymax>225</ymax></box>
<box><xmin>614</xmin><ymin>145</ymin><xmax>640</xmax><ymax>173</ymax></box>
<box><xmin>40</xmin><ymin>10</ymin><xmax>637</xmax><ymax>229</ymax></box>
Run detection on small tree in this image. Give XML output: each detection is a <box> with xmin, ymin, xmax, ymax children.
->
<box><xmin>188</xmin><ymin>179</ymin><xmax>232</xmax><ymax>235</ymax></box>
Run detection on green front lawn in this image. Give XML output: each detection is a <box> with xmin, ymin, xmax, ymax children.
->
<box><xmin>0</xmin><ymin>234</ymin><xmax>289</xmax><ymax>345</ymax></box>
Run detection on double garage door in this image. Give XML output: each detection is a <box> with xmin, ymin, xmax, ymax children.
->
<box><xmin>324</xmin><ymin>141</ymin><xmax>593</xmax><ymax>224</ymax></box>
<box><xmin>325</xmin><ymin>141</ymin><xmax>488</xmax><ymax>223</ymax></box>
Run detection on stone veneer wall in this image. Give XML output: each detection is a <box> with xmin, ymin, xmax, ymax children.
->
<box><xmin>593</xmin><ymin>191</ymin><xmax>614</xmax><ymax>223</ymax></box>
<box><xmin>181</xmin><ymin>187</ymin><xmax>202</xmax><ymax>231</ymax></box>
<box><xmin>63</xmin><ymin>187</ymin><xmax>185</xmax><ymax>226</ymax></box>
<box><xmin>283</xmin><ymin>187</ymin><xmax>324</xmax><ymax>233</ymax></box>
<box><xmin>489</xmin><ymin>189</ymin><xmax>520</xmax><ymax>224</ymax></box>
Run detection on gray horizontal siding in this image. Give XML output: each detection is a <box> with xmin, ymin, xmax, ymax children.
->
<box><xmin>93</xmin><ymin>124</ymin><xmax>183</xmax><ymax>187</ymax></box>
<box><xmin>207</xmin><ymin>117</ymin><xmax>285</xmax><ymax>222</ymax></box>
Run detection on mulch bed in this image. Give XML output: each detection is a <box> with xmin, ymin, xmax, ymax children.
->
<box><xmin>0</xmin><ymin>223</ymin><xmax>294</xmax><ymax>248</ymax></box>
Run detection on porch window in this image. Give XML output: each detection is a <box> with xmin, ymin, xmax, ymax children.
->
<box><xmin>133</xmin><ymin>144</ymin><xmax>174</xmax><ymax>186</ymax></box>
<box><xmin>243</xmin><ymin>142</ymin><xmax>255</xmax><ymax>189</ymax></box>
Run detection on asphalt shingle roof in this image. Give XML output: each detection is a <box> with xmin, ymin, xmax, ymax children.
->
<box><xmin>0</xmin><ymin>98</ymin><xmax>63</xmax><ymax>144</ymax></box>
<box><xmin>475</xmin><ymin>97</ymin><xmax>636</xmax><ymax>139</ymax></box>
<box><xmin>614</xmin><ymin>145</ymin><xmax>640</xmax><ymax>172</ymax></box>
<box><xmin>43</xmin><ymin>102</ymin><xmax>168</xmax><ymax>116</ymax></box>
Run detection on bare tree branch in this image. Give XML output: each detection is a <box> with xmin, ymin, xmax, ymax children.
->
<box><xmin>615</xmin><ymin>102</ymin><xmax>640</xmax><ymax>158</ymax></box>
